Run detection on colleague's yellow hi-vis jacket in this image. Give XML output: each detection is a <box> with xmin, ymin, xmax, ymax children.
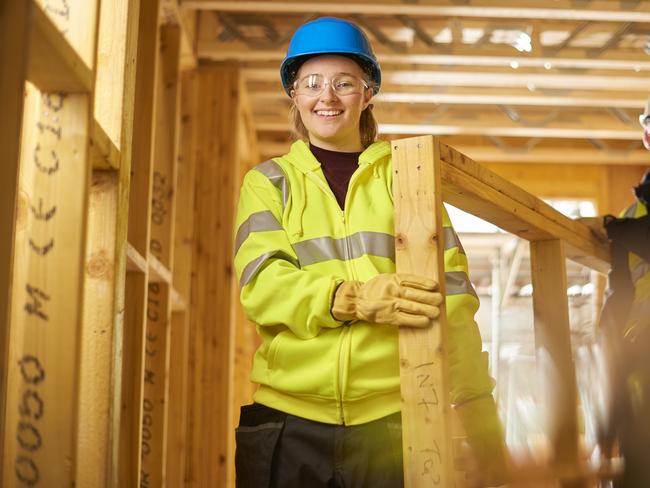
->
<box><xmin>620</xmin><ymin>200</ymin><xmax>650</xmax><ymax>340</ymax></box>
<box><xmin>234</xmin><ymin>139</ymin><xmax>494</xmax><ymax>425</ymax></box>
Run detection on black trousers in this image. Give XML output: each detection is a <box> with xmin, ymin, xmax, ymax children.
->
<box><xmin>235</xmin><ymin>403</ymin><xmax>404</xmax><ymax>488</ymax></box>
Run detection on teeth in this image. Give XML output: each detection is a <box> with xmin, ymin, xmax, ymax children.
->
<box><xmin>316</xmin><ymin>110</ymin><xmax>341</xmax><ymax>116</ymax></box>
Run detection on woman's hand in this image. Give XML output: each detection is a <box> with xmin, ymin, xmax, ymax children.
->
<box><xmin>332</xmin><ymin>273</ymin><xmax>443</xmax><ymax>327</ymax></box>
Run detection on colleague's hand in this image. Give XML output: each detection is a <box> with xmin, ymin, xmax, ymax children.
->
<box><xmin>577</xmin><ymin>216</ymin><xmax>608</xmax><ymax>242</ymax></box>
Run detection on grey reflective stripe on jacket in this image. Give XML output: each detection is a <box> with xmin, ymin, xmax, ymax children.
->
<box><xmin>239</xmin><ymin>250</ymin><xmax>300</xmax><ymax>288</ymax></box>
<box><xmin>624</xmin><ymin>202</ymin><xmax>638</xmax><ymax>218</ymax></box>
<box><xmin>443</xmin><ymin>227</ymin><xmax>466</xmax><ymax>255</ymax></box>
<box><xmin>631</xmin><ymin>260</ymin><xmax>650</xmax><ymax>284</ymax></box>
<box><xmin>445</xmin><ymin>271</ymin><xmax>478</xmax><ymax>299</ymax></box>
<box><xmin>256</xmin><ymin>160</ymin><xmax>289</xmax><ymax>209</ymax></box>
<box><xmin>235</xmin><ymin>211</ymin><xmax>282</xmax><ymax>254</ymax></box>
<box><xmin>291</xmin><ymin>227</ymin><xmax>465</xmax><ymax>266</ymax></box>
<box><xmin>292</xmin><ymin>232</ymin><xmax>395</xmax><ymax>265</ymax></box>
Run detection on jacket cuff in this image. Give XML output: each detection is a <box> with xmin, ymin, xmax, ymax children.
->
<box><xmin>331</xmin><ymin>280</ymin><xmax>362</xmax><ymax>322</ymax></box>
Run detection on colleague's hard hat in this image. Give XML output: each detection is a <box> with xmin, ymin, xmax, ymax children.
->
<box><xmin>280</xmin><ymin>17</ymin><xmax>381</xmax><ymax>96</ymax></box>
<box><xmin>640</xmin><ymin>97</ymin><xmax>650</xmax><ymax>128</ymax></box>
<box><xmin>640</xmin><ymin>169</ymin><xmax>650</xmax><ymax>186</ymax></box>
<box><xmin>641</xmin><ymin>97</ymin><xmax>650</xmax><ymax>150</ymax></box>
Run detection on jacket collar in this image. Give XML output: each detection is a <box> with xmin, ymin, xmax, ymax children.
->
<box><xmin>283</xmin><ymin>139</ymin><xmax>390</xmax><ymax>174</ymax></box>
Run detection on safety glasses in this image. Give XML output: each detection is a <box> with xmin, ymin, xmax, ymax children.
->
<box><xmin>292</xmin><ymin>73</ymin><xmax>370</xmax><ymax>97</ymax></box>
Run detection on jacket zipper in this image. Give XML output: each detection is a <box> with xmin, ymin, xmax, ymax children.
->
<box><xmin>305</xmin><ymin>162</ymin><xmax>374</xmax><ymax>424</ymax></box>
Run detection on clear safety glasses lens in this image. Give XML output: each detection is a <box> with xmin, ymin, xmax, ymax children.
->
<box><xmin>293</xmin><ymin>74</ymin><xmax>369</xmax><ymax>96</ymax></box>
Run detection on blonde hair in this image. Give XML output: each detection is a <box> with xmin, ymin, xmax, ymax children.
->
<box><xmin>289</xmin><ymin>103</ymin><xmax>378</xmax><ymax>149</ymax></box>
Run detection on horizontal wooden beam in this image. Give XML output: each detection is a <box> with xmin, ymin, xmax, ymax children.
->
<box><xmin>258</xmin><ymin>141</ymin><xmax>648</xmax><ymax>164</ymax></box>
<box><xmin>245</xmin><ymin>68</ymin><xmax>650</xmax><ymax>91</ymax></box>
<box><xmin>126</xmin><ymin>243</ymin><xmax>148</xmax><ymax>273</ymax></box>
<box><xmin>149</xmin><ymin>253</ymin><xmax>172</xmax><ymax>284</ymax></box>
<box><xmin>28</xmin><ymin>1</ymin><xmax>93</xmax><ymax>92</ymax></box>
<box><xmin>256</xmin><ymin>120</ymin><xmax>640</xmax><ymax>140</ymax></box>
<box><xmin>250</xmin><ymin>90</ymin><xmax>646</xmax><ymax>109</ymax></box>
<box><xmin>377</xmin><ymin>93</ymin><xmax>646</xmax><ymax>109</ymax></box>
<box><xmin>183</xmin><ymin>1</ymin><xmax>650</xmax><ymax>22</ymax></box>
<box><xmin>432</xmin><ymin>138</ymin><xmax>610</xmax><ymax>272</ymax></box>
<box><xmin>379</xmin><ymin>124</ymin><xmax>639</xmax><ymax>140</ymax></box>
<box><xmin>91</xmin><ymin>119</ymin><xmax>121</xmax><ymax>170</ymax></box>
<box><xmin>171</xmin><ymin>288</ymin><xmax>186</xmax><ymax>311</ymax></box>
<box><xmin>199</xmin><ymin>45</ymin><xmax>650</xmax><ymax>73</ymax></box>
<box><xmin>459</xmin><ymin>147</ymin><xmax>648</xmax><ymax>164</ymax></box>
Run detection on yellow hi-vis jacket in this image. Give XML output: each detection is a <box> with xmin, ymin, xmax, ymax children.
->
<box><xmin>234</xmin><ymin>139</ymin><xmax>494</xmax><ymax>425</ymax></box>
<box><xmin>620</xmin><ymin>200</ymin><xmax>650</xmax><ymax>341</ymax></box>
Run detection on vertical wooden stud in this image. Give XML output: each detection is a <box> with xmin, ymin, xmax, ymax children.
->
<box><xmin>392</xmin><ymin>135</ymin><xmax>454</xmax><ymax>488</ymax></box>
<box><xmin>128</xmin><ymin>0</ymin><xmax>160</xmax><ymax>256</ymax></box>
<box><xmin>3</xmin><ymin>84</ymin><xmax>91</xmax><ymax>487</ymax></box>
<box><xmin>140</xmin><ymin>21</ymin><xmax>182</xmax><ymax>487</ymax></box>
<box><xmin>149</xmin><ymin>24</ymin><xmax>181</xmax><ymax>269</ymax></box>
<box><xmin>141</xmin><ymin>282</ymin><xmax>172</xmax><ymax>487</ymax></box>
<box><xmin>105</xmin><ymin>0</ymin><xmax>142</xmax><ymax>484</ymax></box>
<box><xmin>165</xmin><ymin>69</ymin><xmax>199</xmax><ymax>487</ymax></box>
<box><xmin>120</xmin><ymin>271</ymin><xmax>148</xmax><ymax>488</ymax></box>
<box><xmin>188</xmin><ymin>63</ymin><xmax>240</xmax><ymax>487</ymax></box>
<box><xmin>530</xmin><ymin>239</ymin><xmax>583</xmax><ymax>486</ymax></box>
<box><xmin>166</xmin><ymin>310</ymin><xmax>190</xmax><ymax>485</ymax></box>
<box><xmin>76</xmin><ymin>171</ymin><xmax>118</xmax><ymax>487</ymax></box>
<box><xmin>0</xmin><ymin>2</ymin><xmax>31</xmax><ymax>473</ymax></box>
<box><xmin>93</xmin><ymin>0</ymin><xmax>130</xmax><ymax>152</ymax></box>
<box><xmin>226</xmin><ymin>74</ymin><xmax>262</xmax><ymax>488</ymax></box>
<box><xmin>75</xmin><ymin>0</ymin><xmax>141</xmax><ymax>485</ymax></box>
<box><xmin>119</xmin><ymin>0</ymin><xmax>160</xmax><ymax>485</ymax></box>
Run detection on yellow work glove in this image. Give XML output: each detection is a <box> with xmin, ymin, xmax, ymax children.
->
<box><xmin>331</xmin><ymin>273</ymin><xmax>443</xmax><ymax>327</ymax></box>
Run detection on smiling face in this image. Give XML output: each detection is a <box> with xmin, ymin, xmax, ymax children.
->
<box><xmin>292</xmin><ymin>55</ymin><xmax>373</xmax><ymax>152</ymax></box>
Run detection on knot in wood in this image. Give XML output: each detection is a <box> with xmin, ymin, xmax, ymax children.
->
<box><xmin>87</xmin><ymin>250</ymin><xmax>111</xmax><ymax>279</ymax></box>
<box><xmin>395</xmin><ymin>234</ymin><xmax>407</xmax><ymax>249</ymax></box>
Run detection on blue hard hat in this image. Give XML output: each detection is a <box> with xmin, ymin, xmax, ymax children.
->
<box><xmin>280</xmin><ymin>17</ymin><xmax>381</xmax><ymax>96</ymax></box>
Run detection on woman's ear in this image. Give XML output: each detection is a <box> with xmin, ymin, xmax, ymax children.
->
<box><xmin>362</xmin><ymin>90</ymin><xmax>374</xmax><ymax>111</ymax></box>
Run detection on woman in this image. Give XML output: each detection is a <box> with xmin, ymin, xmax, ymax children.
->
<box><xmin>234</xmin><ymin>16</ymin><xmax>508</xmax><ymax>487</ymax></box>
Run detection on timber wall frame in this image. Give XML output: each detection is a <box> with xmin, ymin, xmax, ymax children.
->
<box><xmin>0</xmin><ymin>1</ymin><xmax>260</xmax><ymax>487</ymax></box>
<box><xmin>393</xmin><ymin>135</ymin><xmax>611</xmax><ymax>487</ymax></box>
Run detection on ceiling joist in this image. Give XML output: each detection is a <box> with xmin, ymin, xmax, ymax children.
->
<box><xmin>182</xmin><ymin>1</ymin><xmax>650</xmax><ymax>23</ymax></box>
<box><xmin>249</xmin><ymin>91</ymin><xmax>645</xmax><ymax>109</ymax></box>
<box><xmin>244</xmin><ymin>68</ymin><xmax>650</xmax><ymax>91</ymax></box>
<box><xmin>198</xmin><ymin>45</ymin><xmax>650</xmax><ymax>71</ymax></box>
